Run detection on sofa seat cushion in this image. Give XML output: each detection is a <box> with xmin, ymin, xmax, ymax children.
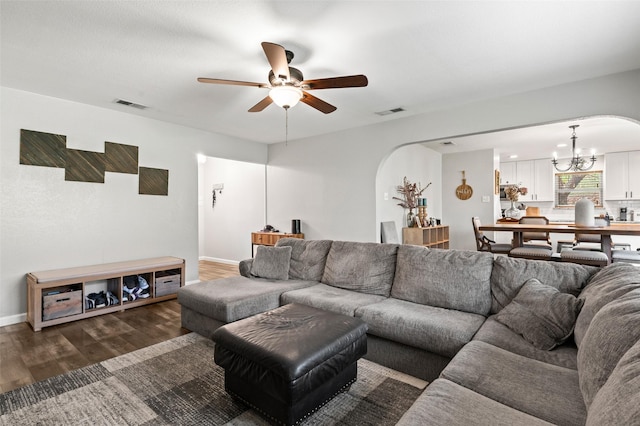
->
<box><xmin>396</xmin><ymin>378</ymin><xmax>554</xmax><ymax>426</ymax></box>
<box><xmin>473</xmin><ymin>317</ymin><xmax>578</xmax><ymax>369</ymax></box>
<box><xmin>490</xmin><ymin>255</ymin><xmax>596</xmax><ymax>314</ymax></box>
<box><xmin>441</xmin><ymin>341</ymin><xmax>586</xmax><ymax>426</ymax></box>
<box><xmin>275</xmin><ymin>238</ymin><xmax>333</xmax><ymax>281</ymax></box>
<box><xmin>281</xmin><ymin>283</ymin><xmax>387</xmax><ymax>317</ymax></box>
<box><xmin>354</xmin><ymin>298</ymin><xmax>485</xmax><ymax>358</ymax></box>
<box><xmin>391</xmin><ymin>245</ymin><xmax>493</xmax><ymax>315</ymax></box>
<box><xmin>577</xmin><ymin>288</ymin><xmax>640</xmax><ymax>408</ymax></box>
<box><xmin>321</xmin><ymin>241</ymin><xmax>398</xmax><ymax>296</ymax></box>
<box><xmin>177</xmin><ymin>276</ymin><xmax>317</xmax><ymax>323</ymax></box>
<box><xmin>574</xmin><ymin>262</ymin><xmax>640</xmax><ymax>347</ymax></box>
<box><xmin>586</xmin><ymin>338</ymin><xmax>640</xmax><ymax>425</ymax></box>
<box><xmin>493</xmin><ymin>278</ymin><xmax>584</xmax><ymax>350</ymax></box>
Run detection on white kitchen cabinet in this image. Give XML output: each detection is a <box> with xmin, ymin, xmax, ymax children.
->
<box><xmin>501</xmin><ymin>159</ymin><xmax>553</xmax><ymax>201</ymax></box>
<box><xmin>500</xmin><ymin>162</ymin><xmax>516</xmax><ymax>185</ymax></box>
<box><xmin>516</xmin><ymin>160</ymin><xmax>534</xmax><ymax>201</ymax></box>
<box><xmin>533</xmin><ymin>159</ymin><xmax>554</xmax><ymax>201</ymax></box>
<box><xmin>605</xmin><ymin>151</ymin><xmax>640</xmax><ymax>200</ymax></box>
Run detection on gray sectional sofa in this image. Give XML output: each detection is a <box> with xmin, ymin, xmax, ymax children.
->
<box><xmin>178</xmin><ymin>238</ymin><xmax>640</xmax><ymax>425</ymax></box>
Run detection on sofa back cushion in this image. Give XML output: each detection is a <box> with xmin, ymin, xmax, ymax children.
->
<box><xmin>275</xmin><ymin>238</ymin><xmax>332</xmax><ymax>281</ymax></box>
<box><xmin>577</xmin><ymin>288</ymin><xmax>640</xmax><ymax>409</ymax></box>
<box><xmin>574</xmin><ymin>263</ymin><xmax>640</xmax><ymax>347</ymax></box>
<box><xmin>586</xmin><ymin>337</ymin><xmax>640</xmax><ymax>425</ymax></box>
<box><xmin>391</xmin><ymin>245</ymin><xmax>493</xmax><ymax>315</ymax></box>
<box><xmin>250</xmin><ymin>245</ymin><xmax>292</xmax><ymax>280</ymax></box>
<box><xmin>321</xmin><ymin>241</ymin><xmax>398</xmax><ymax>296</ymax></box>
<box><xmin>490</xmin><ymin>256</ymin><xmax>596</xmax><ymax>314</ymax></box>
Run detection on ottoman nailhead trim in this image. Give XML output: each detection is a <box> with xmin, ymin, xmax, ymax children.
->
<box><xmin>228</xmin><ymin>377</ymin><xmax>356</xmax><ymax>426</ymax></box>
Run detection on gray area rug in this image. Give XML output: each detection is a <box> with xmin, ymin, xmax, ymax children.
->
<box><xmin>0</xmin><ymin>333</ymin><xmax>426</xmax><ymax>425</ymax></box>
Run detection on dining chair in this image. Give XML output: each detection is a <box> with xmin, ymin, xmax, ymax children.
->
<box><xmin>560</xmin><ymin>217</ymin><xmax>612</xmax><ymax>266</ymax></box>
<box><xmin>572</xmin><ymin>217</ymin><xmax>632</xmax><ymax>252</ymax></box>
<box><xmin>471</xmin><ymin>217</ymin><xmax>512</xmax><ymax>254</ymax></box>
<box><xmin>571</xmin><ymin>217</ymin><xmax>608</xmax><ymax>251</ymax></box>
<box><xmin>380</xmin><ymin>221</ymin><xmax>400</xmax><ymax>244</ymax></box>
<box><xmin>508</xmin><ymin>245</ymin><xmax>554</xmax><ymax>261</ymax></box>
<box><xmin>508</xmin><ymin>215</ymin><xmax>554</xmax><ymax>261</ymax></box>
<box><xmin>518</xmin><ymin>216</ymin><xmax>552</xmax><ymax>248</ymax></box>
<box><xmin>612</xmin><ymin>249</ymin><xmax>640</xmax><ymax>264</ymax></box>
<box><xmin>560</xmin><ymin>247</ymin><xmax>609</xmax><ymax>267</ymax></box>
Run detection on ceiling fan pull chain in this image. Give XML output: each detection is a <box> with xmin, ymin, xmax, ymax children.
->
<box><xmin>285</xmin><ymin>108</ymin><xmax>289</xmax><ymax>146</ymax></box>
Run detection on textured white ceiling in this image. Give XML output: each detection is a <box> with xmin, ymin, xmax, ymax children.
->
<box><xmin>2</xmin><ymin>1</ymin><xmax>640</xmax><ymax>147</ymax></box>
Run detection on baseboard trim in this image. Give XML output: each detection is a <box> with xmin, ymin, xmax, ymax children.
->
<box><xmin>0</xmin><ymin>312</ymin><xmax>27</xmax><ymax>327</ymax></box>
<box><xmin>199</xmin><ymin>256</ymin><xmax>239</xmax><ymax>265</ymax></box>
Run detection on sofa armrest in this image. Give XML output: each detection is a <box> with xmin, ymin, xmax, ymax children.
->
<box><xmin>239</xmin><ymin>259</ymin><xmax>253</xmax><ymax>277</ymax></box>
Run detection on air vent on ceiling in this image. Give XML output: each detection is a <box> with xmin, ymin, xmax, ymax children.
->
<box><xmin>114</xmin><ymin>99</ymin><xmax>148</xmax><ymax>110</ymax></box>
<box><xmin>375</xmin><ymin>107</ymin><xmax>405</xmax><ymax>116</ymax></box>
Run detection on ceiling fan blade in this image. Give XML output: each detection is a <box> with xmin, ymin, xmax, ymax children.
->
<box><xmin>197</xmin><ymin>77</ymin><xmax>266</xmax><ymax>88</ymax></box>
<box><xmin>261</xmin><ymin>42</ymin><xmax>290</xmax><ymax>81</ymax></box>
<box><xmin>248</xmin><ymin>96</ymin><xmax>273</xmax><ymax>112</ymax></box>
<box><xmin>300</xmin><ymin>91</ymin><xmax>337</xmax><ymax>114</ymax></box>
<box><xmin>302</xmin><ymin>75</ymin><xmax>368</xmax><ymax>90</ymax></box>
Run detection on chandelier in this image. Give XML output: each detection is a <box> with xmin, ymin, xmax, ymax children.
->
<box><xmin>551</xmin><ymin>124</ymin><xmax>596</xmax><ymax>172</ymax></box>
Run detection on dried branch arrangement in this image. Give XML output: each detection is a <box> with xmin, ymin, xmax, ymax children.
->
<box><xmin>393</xmin><ymin>176</ymin><xmax>432</xmax><ymax>209</ymax></box>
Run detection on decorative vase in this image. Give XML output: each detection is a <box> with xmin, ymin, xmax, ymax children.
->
<box><xmin>418</xmin><ymin>206</ymin><xmax>427</xmax><ymax>227</ymax></box>
<box><xmin>575</xmin><ymin>198</ymin><xmax>595</xmax><ymax>227</ymax></box>
<box><xmin>406</xmin><ymin>210</ymin><xmax>415</xmax><ymax>227</ymax></box>
<box><xmin>504</xmin><ymin>201</ymin><xmax>521</xmax><ymax>219</ymax></box>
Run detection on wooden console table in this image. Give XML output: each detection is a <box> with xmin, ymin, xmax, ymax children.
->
<box><xmin>251</xmin><ymin>232</ymin><xmax>304</xmax><ymax>257</ymax></box>
<box><xmin>402</xmin><ymin>226</ymin><xmax>450</xmax><ymax>249</ymax></box>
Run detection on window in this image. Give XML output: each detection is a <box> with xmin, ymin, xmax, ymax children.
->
<box><xmin>555</xmin><ymin>171</ymin><xmax>603</xmax><ymax>207</ymax></box>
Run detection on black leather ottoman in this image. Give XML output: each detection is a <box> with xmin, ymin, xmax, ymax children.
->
<box><xmin>212</xmin><ymin>303</ymin><xmax>368</xmax><ymax>425</ymax></box>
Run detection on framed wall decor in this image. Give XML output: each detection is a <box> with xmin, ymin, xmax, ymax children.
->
<box><xmin>494</xmin><ymin>170</ymin><xmax>500</xmax><ymax>195</ymax></box>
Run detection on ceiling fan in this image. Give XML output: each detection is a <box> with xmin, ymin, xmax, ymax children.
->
<box><xmin>198</xmin><ymin>42</ymin><xmax>368</xmax><ymax>114</ymax></box>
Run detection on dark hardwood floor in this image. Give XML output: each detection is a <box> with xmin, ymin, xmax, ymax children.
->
<box><xmin>0</xmin><ymin>260</ymin><xmax>238</xmax><ymax>393</ymax></box>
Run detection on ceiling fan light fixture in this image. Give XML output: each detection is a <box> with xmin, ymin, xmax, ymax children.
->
<box><xmin>269</xmin><ymin>85</ymin><xmax>302</xmax><ymax>109</ymax></box>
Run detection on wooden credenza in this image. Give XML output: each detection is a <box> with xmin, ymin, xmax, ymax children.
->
<box><xmin>402</xmin><ymin>226</ymin><xmax>450</xmax><ymax>249</ymax></box>
<box><xmin>251</xmin><ymin>232</ymin><xmax>304</xmax><ymax>257</ymax></box>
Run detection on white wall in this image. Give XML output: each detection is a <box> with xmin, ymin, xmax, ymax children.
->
<box><xmin>3</xmin><ymin>69</ymin><xmax>640</xmax><ymax>325</ymax></box>
<box><xmin>0</xmin><ymin>87</ymin><xmax>267</xmax><ymax>324</ymax></box>
<box><xmin>442</xmin><ymin>149</ymin><xmax>499</xmax><ymax>250</ymax></box>
<box><xmin>199</xmin><ymin>157</ymin><xmax>266</xmax><ymax>262</ymax></box>
<box><xmin>266</xmin><ymin>70</ymin><xmax>640</xmax><ymax>244</ymax></box>
<box><xmin>376</xmin><ymin>144</ymin><xmax>442</xmax><ymax>242</ymax></box>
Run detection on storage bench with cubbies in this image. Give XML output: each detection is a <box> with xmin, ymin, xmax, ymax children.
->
<box><xmin>26</xmin><ymin>256</ymin><xmax>185</xmax><ymax>331</ymax></box>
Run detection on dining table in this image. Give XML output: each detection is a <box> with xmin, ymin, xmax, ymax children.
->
<box><xmin>479</xmin><ymin>221</ymin><xmax>640</xmax><ymax>263</ymax></box>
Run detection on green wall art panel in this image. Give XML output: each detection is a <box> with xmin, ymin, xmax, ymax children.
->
<box><xmin>65</xmin><ymin>149</ymin><xmax>106</xmax><ymax>183</ymax></box>
<box><xmin>20</xmin><ymin>129</ymin><xmax>67</xmax><ymax>168</ymax></box>
<box><xmin>139</xmin><ymin>167</ymin><xmax>169</xmax><ymax>196</ymax></box>
<box><xmin>19</xmin><ymin>129</ymin><xmax>168</xmax><ymax>196</ymax></box>
<box><xmin>105</xmin><ymin>141</ymin><xmax>138</xmax><ymax>174</ymax></box>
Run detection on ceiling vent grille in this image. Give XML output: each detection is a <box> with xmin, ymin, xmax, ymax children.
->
<box><xmin>375</xmin><ymin>107</ymin><xmax>405</xmax><ymax>116</ymax></box>
<box><xmin>114</xmin><ymin>99</ymin><xmax>148</xmax><ymax>110</ymax></box>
